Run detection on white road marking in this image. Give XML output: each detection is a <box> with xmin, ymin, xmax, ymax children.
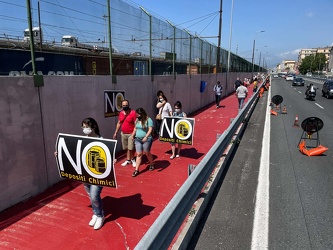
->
<box><xmin>315</xmin><ymin>103</ymin><xmax>324</xmax><ymax>109</ymax></box>
<box><xmin>251</xmin><ymin>86</ymin><xmax>270</xmax><ymax>249</ymax></box>
<box><xmin>298</xmin><ymin>91</ymin><xmax>302</xmax><ymax>94</ymax></box>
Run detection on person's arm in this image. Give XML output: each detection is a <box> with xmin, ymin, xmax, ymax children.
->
<box><xmin>167</xmin><ymin>103</ymin><xmax>172</xmax><ymax>116</ymax></box>
<box><xmin>183</xmin><ymin>112</ymin><xmax>187</xmax><ymax>118</ymax></box>
<box><xmin>144</xmin><ymin>126</ymin><xmax>153</xmax><ymax>140</ymax></box>
<box><xmin>113</xmin><ymin>120</ymin><xmax>122</xmax><ymax>139</ymax></box>
<box><xmin>156</xmin><ymin>100</ymin><xmax>166</xmax><ymax>108</ymax></box>
<box><xmin>131</xmin><ymin>127</ymin><xmax>137</xmax><ymax>140</ymax></box>
<box><xmin>169</xmin><ymin>108</ymin><xmax>173</xmax><ymax>116</ymax></box>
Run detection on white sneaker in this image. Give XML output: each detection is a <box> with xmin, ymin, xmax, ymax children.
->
<box><xmin>121</xmin><ymin>160</ymin><xmax>131</xmax><ymax>167</ymax></box>
<box><xmin>89</xmin><ymin>215</ymin><xmax>97</xmax><ymax>227</ymax></box>
<box><xmin>94</xmin><ymin>216</ymin><xmax>105</xmax><ymax>230</ymax></box>
<box><xmin>131</xmin><ymin>159</ymin><xmax>136</xmax><ymax>167</ymax></box>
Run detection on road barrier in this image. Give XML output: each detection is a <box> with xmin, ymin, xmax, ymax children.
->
<box><xmin>135</xmin><ymin>83</ymin><xmax>262</xmax><ymax>250</ymax></box>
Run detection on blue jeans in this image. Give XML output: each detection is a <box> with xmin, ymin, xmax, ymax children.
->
<box><xmin>83</xmin><ymin>184</ymin><xmax>104</xmax><ymax>217</ymax></box>
<box><xmin>238</xmin><ymin>98</ymin><xmax>245</xmax><ymax>109</ymax></box>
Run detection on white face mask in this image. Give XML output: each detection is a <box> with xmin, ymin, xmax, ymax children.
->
<box><xmin>159</xmin><ymin>98</ymin><xmax>164</xmax><ymax>102</ymax></box>
<box><xmin>175</xmin><ymin>108</ymin><xmax>180</xmax><ymax>113</ymax></box>
<box><xmin>83</xmin><ymin>127</ymin><xmax>92</xmax><ymax>135</ymax></box>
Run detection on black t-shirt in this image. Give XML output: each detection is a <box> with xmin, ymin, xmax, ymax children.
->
<box><xmin>235</xmin><ymin>80</ymin><xmax>242</xmax><ymax>88</ymax></box>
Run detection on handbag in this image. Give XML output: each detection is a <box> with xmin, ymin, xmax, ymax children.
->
<box><xmin>155</xmin><ymin>103</ymin><xmax>165</xmax><ymax>120</ymax></box>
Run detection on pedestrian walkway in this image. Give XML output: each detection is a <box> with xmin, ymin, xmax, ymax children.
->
<box><xmin>0</xmin><ymin>86</ymin><xmax>254</xmax><ymax>250</ymax></box>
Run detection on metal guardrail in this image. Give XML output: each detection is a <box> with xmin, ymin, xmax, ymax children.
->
<box><xmin>302</xmin><ymin>75</ymin><xmax>333</xmax><ymax>82</ymax></box>
<box><xmin>135</xmin><ymin>84</ymin><xmax>261</xmax><ymax>250</ymax></box>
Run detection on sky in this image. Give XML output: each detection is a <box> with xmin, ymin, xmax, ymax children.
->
<box><xmin>1</xmin><ymin>0</ymin><xmax>333</xmax><ymax>68</ymax></box>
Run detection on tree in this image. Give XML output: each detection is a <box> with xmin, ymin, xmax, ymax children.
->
<box><xmin>299</xmin><ymin>53</ymin><xmax>326</xmax><ymax>74</ymax></box>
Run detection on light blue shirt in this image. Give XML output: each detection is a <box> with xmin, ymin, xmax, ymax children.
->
<box><xmin>135</xmin><ymin>118</ymin><xmax>153</xmax><ymax>139</ymax></box>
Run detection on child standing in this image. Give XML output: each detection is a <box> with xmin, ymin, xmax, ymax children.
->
<box><xmin>170</xmin><ymin>101</ymin><xmax>187</xmax><ymax>159</ymax></box>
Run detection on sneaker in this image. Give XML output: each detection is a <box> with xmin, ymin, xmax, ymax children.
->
<box><xmin>94</xmin><ymin>216</ymin><xmax>105</xmax><ymax>230</ymax></box>
<box><xmin>149</xmin><ymin>165</ymin><xmax>154</xmax><ymax>171</ymax></box>
<box><xmin>131</xmin><ymin>159</ymin><xmax>136</xmax><ymax>167</ymax></box>
<box><xmin>132</xmin><ymin>170</ymin><xmax>139</xmax><ymax>177</ymax></box>
<box><xmin>176</xmin><ymin>154</ymin><xmax>180</xmax><ymax>158</ymax></box>
<box><xmin>121</xmin><ymin>160</ymin><xmax>131</xmax><ymax>167</ymax></box>
<box><xmin>89</xmin><ymin>215</ymin><xmax>97</xmax><ymax>227</ymax></box>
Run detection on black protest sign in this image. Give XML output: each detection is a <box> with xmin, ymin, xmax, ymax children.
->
<box><xmin>159</xmin><ymin>117</ymin><xmax>195</xmax><ymax>145</ymax></box>
<box><xmin>104</xmin><ymin>90</ymin><xmax>125</xmax><ymax>117</ymax></box>
<box><xmin>55</xmin><ymin>133</ymin><xmax>117</xmax><ymax>188</ymax></box>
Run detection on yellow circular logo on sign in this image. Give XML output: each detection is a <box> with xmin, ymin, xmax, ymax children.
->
<box><xmin>175</xmin><ymin>121</ymin><xmax>190</xmax><ymax>139</ymax></box>
<box><xmin>86</xmin><ymin>146</ymin><xmax>107</xmax><ymax>175</ymax></box>
<box><xmin>116</xmin><ymin>94</ymin><xmax>124</xmax><ymax>111</ymax></box>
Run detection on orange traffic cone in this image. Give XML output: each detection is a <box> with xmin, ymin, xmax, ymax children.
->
<box><xmin>270</xmin><ymin>109</ymin><xmax>278</xmax><ymax>116</ymax></box>
<box><xmin>282</xmin><ymin>105</ymin><xmax>287</xmax><ymax>114</ymax></box>
<box><xmin>293</xmin><ymin>115</ymin><xmax>299</xmax><ymax>127</ymax></box>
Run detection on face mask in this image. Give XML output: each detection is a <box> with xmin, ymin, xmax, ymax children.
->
<box><xmin>83</xmin><ymin>127</ymin><xmax>92</xmax><ymax>135</ymax></box>
<box><xmin>137</xmin><ymin>116</ymin><xmax>142</xmax><ymax>120</ymax></box>
<box><xmin>122</xmin><ymin>106</ymin><xmax>129</xmax><ymax>111</ymax></box>
<box><xmin>159</xmin><ymin>98</ymin><xmax>164</xmax><ymax>102</ymax></box>
<box><xmin>175</xmin><ymin>108</ymin><xmax>180</xmax><ymax>113</ymax></box>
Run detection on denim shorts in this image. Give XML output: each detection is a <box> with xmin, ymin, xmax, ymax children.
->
<box><xmin>135</xmin><ymin>137</ymin><xmax>153</xmax><ymax>153</ymax></box>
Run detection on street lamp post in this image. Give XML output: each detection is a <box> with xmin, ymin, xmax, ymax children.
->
<box><xmin>251</xmin><ymin>30</ymin><xmax>265</xmax><ymax>78</ymax></box>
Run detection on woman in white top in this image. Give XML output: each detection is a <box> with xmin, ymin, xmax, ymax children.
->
<box><xmin>156</xmin><ymin>93</ymin><xmax>172</xmax><ymax>119</ymax></box>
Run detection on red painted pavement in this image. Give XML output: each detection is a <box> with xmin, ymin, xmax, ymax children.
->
<box><xmin>0</xmin><ymin>86</ymin><xmax>254</xmax><ymax>250</ymax></box>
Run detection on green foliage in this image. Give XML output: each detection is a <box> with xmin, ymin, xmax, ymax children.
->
<box><xmin>299</xmin><ymin>53</ymin><xmax>326</xmax><ymax>74</ymax></box>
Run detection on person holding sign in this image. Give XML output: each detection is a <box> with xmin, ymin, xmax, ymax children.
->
<box><xmin>170</xmin><ymin>101</ymin><xmax>187</xmax><ymax>159</ymax></box>
<box><xmin>80</xmin><ymin>118</ymin><xmax>105</xmax><ymax>230</ymax></box>
<box><xmin>131</xmin><ymin>108</ymin><xmax>154</xmax><ymax>177</ymax></box>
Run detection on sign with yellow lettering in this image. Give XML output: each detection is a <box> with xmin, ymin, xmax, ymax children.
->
<box><xmin>55</xmin><ymin>133</ymin><xmax>117</xmax><ymax>188</ymax></box>
<box><xmin>159</xmin><ymin>117</ymin><xmax>195</xmax><ymax>145</ymax></box>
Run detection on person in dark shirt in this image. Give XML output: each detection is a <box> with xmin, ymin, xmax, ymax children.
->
<box><xmin>234</xmin><ymin>77</ymin><xmax>242</xmax><ymax>90</ymax></box>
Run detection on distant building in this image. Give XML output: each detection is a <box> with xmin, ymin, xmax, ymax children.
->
<box><xmin>277</xmin><ymin>60</ymin><xmax>297</xmax><ymax>72</ymax></box>
<box><xmin>298</xmin><ymin>46</ymin><xmax>331</xmax><ymax>72</ymax></box>
<box><xmin>328</xmin><ymin>47</ymin><xmax>333</xmax><ymax>73</ymax></box>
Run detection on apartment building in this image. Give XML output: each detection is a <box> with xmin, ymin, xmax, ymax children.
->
<box><xmin>298</xmin><ymin>46</ymin><xmax>332</xmax><ymax>72</ymax></box>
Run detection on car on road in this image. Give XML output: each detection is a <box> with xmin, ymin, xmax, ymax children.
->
<box><xmin>306</xmin><ymin>72</ymin><xmax>312</xmax><ymax>77</ymax></box>
<box><xmin>285</xmin><ymin>74</ymin><xmax>294</xmax><ymax>81</ymax></box>
<box><xmin>322</xmin><ymin>80</ymin><xmax>333</xmax><ymax>98</ymax></box>
<box><xmin>292</xmin><ymin>77</ymin><xmax>305</xmax><ymax>86</ymax></box>
<box><xmin>273</xmin><ymin>74</ymin><xmax>279</xmax><ymax>78</ymax></box>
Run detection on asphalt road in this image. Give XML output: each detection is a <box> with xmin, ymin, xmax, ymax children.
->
<box><xmin>188</xmin><ymin>77</ymin><xmax>333</xmax><ymax>250</ymax></box>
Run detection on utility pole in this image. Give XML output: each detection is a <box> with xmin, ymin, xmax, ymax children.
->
<box><xmin>37</xmin><ymin>0</ymin><xmax>42</xmax><ymax>51</ymax></box>
<box><xmin>107</xmin><ymin>0</ymin><xmax>113</xmax><ymax>79</ymax></box>
<box><xmin>166</xmin><ymin>20</ymin><xmax>176</xmax><ymax>79</ymax></box>
<box><xmin>216</xmin><ymin>0</ymin><xmax>223</xmax><ymax>74</ymax></box>
<box><xmin>140</xmin><ymin>7</ymin><xmax>152</xmax><ymax>78</ymax></box>
<box><xmin>26</xmin><ymin>0</ymin><xmax>36</xmax><ymax>75</ymax></box>
<box><xmin>184</xmin><ymin>29</ymin><xmax>192</xmax><ymax>76</ymax></box>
